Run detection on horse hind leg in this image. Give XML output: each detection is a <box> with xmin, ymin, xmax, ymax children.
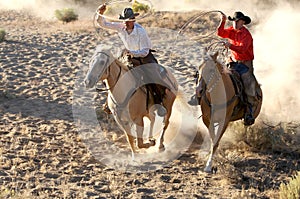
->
<box><xmin>158</xmin><ymin>90</ymin><xmax>176</xmax><ymax>152</ymax></box>
<box><xmin>136</xmin><ymin>119</ymin><xmax>155</xmax><ymax>149</ymax></box>
<box><xmin>148</xmin><ymin>110</ymin><xmax>156</xmax><ymax>145</ymax></box>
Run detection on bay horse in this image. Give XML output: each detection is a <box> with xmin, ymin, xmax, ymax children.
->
<box><xmin>197</xmin><ymin>49</ymin><xmax>262</xmax><ymax>172</ymax></box>
<box><xmin>84</xmin><ymin>45</ymin><xmax>178</xmax><ymax>160</ymax></box>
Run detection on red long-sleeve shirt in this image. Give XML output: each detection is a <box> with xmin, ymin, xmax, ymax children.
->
<box><xmin>217</xmin><ymin>21</ymin><xmax>254</xmax><ymax>61</ymax></box>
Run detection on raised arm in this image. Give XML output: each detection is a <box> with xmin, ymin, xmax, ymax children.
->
<box><xmin>96</xmin><ymin>4</ymin><xmax>124</xmax><ymax>31</ymax></box>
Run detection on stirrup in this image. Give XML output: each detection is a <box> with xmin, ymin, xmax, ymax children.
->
<box><xmin>244</xmin><ymin>113</ymin><xmax>254</xmax><ymax>126</ymax></box>
<box><xmin>156</xmin><ymin>106</ymin><xmax>167</xmax><ymax>117</ymax></box>
<box><xmin>188</xmin><ymin>95</ymin><xmax>200</xmax><ymax>106</ymax></box>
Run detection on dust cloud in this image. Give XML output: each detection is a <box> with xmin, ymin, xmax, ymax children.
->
<box><xmin>0</xmin><ymin>0</ymin><xmax>99</xmax><ymax>19</ymax></box>
<box><xmin>1</xmin><ymin>0</ymin><xmax>300</xmax><ymax>123</ymax></box>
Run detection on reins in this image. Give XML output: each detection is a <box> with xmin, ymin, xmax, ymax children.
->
<box><xmin>201</xmin><ymin>56</ymin><xmax>239</xmax><ymax>110</ymax></box>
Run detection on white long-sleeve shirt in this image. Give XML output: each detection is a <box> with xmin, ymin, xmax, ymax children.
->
<box><xmin>97</xmin><ymin>15</ymin><xmax>152</xmax><ymax>57</ymax></box>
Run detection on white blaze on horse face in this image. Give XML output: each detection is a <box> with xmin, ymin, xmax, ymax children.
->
<box><xmin>84</xmin><ymin>53</ymin><xmax>109</xmax><ymax>88</ymax></box>
<box><xmin>201</xmin><ymin>55</ymin><xmax>216</xmax><ymax>83</ymax></box>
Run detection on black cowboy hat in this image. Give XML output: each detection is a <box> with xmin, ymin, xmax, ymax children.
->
<box><xmin>119</xmin><ymin>8</ymin><xmax>139</xmax><ymax>20</ymax></box>
<box><xmin>228</xmin><ymin>11</ymin><xmax>251</xmax><ymax>25</ymax></box>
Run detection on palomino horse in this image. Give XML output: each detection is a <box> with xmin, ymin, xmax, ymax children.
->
<box><xmin>84</xmin><ymin>45</ymin><xmax>178</xmax><ymax>160</ymax></box>
<box><xmin>198</xmin><ymin>49</ymin><xmax>262</xmax><ymax>172</ymax></box>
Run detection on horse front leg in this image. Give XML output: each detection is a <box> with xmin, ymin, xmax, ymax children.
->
<box><xmin>204</xmin><ymin>122</ymin><xmax>216</xmax><ymax>173</ymax></box>
<box><xmin>126</xmin><ymin>133</ymin><xmax>136</xmax><ymax>161</ymax></box>
<box><xmin>204</xmin><ymin>121</ymin><xmax>228</xmax><ymax>173</ymax></box>
<box><xmin>121</xmin><ymin>122</ymin><xmax>136</xmax><ymax>160</ymax></box>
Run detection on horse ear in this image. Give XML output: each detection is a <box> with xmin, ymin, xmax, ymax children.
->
<box><xmin>201</xmin><ymin>47</ymin><xmax>208</xmax><ymax>57</ymax></box>
<box><xmin>212</xmin><ymin>51</ymin><xmax>219</xmax><ymax>61</ymax></box>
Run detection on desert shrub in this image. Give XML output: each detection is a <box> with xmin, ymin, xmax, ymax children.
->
<box><xmin>105</xmin><ymin>4</ymin><xmax>125</xmax><ymax>16</ymax></box>
<box><xmin>132</xmin><ymin>0</ymin><xmax>150</xmax><ymax>13</ymax></box>
<box><xmin>73</xmin><ymin>0</ymin><xmax>87</xmax><ymax>4</ymax></box>
<box><xmin>0</xmin><ymin>28</ymin><xmax>6</xmax><ymax>42</ymax></box>
<box><xmin>55</xmin><ymin>8</ymin><xmax>78</xmax><ymax>23</ymax></box>
<box><xmin>279</xmin><ymin>171</ymin><xmax>300</xmax><ymax>199</ymax></box>
<box><xmin>228</xmin><ymin>121</ymin><xmax>299</xmax><ymax>152</ymax></box>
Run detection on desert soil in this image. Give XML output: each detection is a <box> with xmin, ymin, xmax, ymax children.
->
<box><xmin>0</xmin><ymin>9</ymin><xmax>299</xmax><ymax>199</ymax></box>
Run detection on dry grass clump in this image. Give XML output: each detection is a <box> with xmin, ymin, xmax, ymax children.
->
<box><xmin>228</xmin><ymin>121</ymin><xmax>300</xmax><ymax>153</ymax></box>
<box><xmin>133</xmin><ymin>0</ymin><xmax>150</xmax><ymax>13</ymax></box>
<box><xmin>279</xmin><ymin>171</ymin><xmax>300</xmax><ymax>199</ymax></box>
<box><xmin>0</xmin><ymin>28</ymin><xmax>6</xmax><ymax>42</ymax></box>
<box><xmin>55</xmin><ymin>8</ymin><xmax>78</xmax><ymax>23</ymax></box>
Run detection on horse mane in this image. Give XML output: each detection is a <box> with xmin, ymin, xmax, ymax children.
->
<box><xmin>93</xmin><ymin>44</ymin><xmax>131</xmax><ymax>72</ymax></box>
<box><xmin>115</xmin><ymin>56</ymin><xmax>131</xmax><ymax>72</ymax></box>
<box><xmin>208</xmin><ymin>51</ymin><xmax>232</xmax><ymax>75</ymax></box>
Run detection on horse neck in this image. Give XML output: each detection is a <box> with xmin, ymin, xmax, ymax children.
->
<box><xmin>207</xmin><ymin>62</ymin><xmax>235</xmax><ymax>102</ymax></box>
<box><xmin>105</xmin><ymin>60</ymin><xmax>123</xmax><ymax>91</ymax></box>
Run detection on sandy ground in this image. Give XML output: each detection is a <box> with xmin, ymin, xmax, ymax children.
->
<box><xmin>1</xmin><ymin>10</ymin><xmax>300</xmax><ymax>198</ymax></box>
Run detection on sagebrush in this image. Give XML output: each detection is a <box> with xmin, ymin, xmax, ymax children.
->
<box><xmin>0</xmin><ymin>28</ymin><xmax>6</xmax><ymax>42</ymax></box>
<box><xmin>132</xmin><ymin>0</ymin><xmax>150</xmax><ymax>13</ymax></box>
<box><xmin>55</xmin><ymin>8</ymin><xmax>78</xmax><ymax>23</ymax></box>
<box><xmin>279</xmin><ymin>171</ymin><xmax>300</xmax><ymax>199</ymax></box>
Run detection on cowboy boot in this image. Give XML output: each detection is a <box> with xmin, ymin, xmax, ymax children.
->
<box><xmin>241</xmin><ymin>72</ymin><xmax>256</xmax><ymax>125</ymax></box>
<box><xmin>148</xmin><ymin>84</ymin><xmax>167</xmax><ymax>117</ymax></box>
<box><xmin>188</xmin><ymin>78</ymin><xmax>203</xmax><ymax>106</ymax></box>
<box><xmin>244</xmin><ymin>103</ymin><xmax>254</xmax><ymax>126</ymax></box>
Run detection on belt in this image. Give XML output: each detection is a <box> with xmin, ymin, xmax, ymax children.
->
<box><xmin>236</xmin><ymin>60</ymin><xmax>252</xmax><ymax>63</ymax></box>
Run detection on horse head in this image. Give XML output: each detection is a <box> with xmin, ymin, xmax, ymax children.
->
<box><xmin>84</xmin><ymin>44</ymin><xmax>114</xmax><ymax>88</ymax></box>
<box><xmin>199</xmin><ymin>49</ymin><xmax>222</xmax><ymax>90</ymax></box>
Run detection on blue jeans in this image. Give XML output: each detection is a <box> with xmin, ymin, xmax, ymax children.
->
<box><xmin>232</xmin><ymin>62</ymin><xmax>249</xmax><ymax>75</ymax></box>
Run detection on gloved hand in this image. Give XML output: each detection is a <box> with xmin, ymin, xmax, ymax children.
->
<box><xmin>98</xmin><ymin>4</ymin><xmax>106</xmax><ymax>15</ymax></box>
<box><xmin>221</xmin><ymin>13</ymin><xmax>227</xmax><ymax>23</ymax></box>
<box><xmin>224</xmin><ymin>41</ymin><xmax>231</xmax><ymax>48</ymax></box>
<box><xmin>124</xmin><ymin>49</ymin><xmax>134</xmax><ymax>57</ymax></box>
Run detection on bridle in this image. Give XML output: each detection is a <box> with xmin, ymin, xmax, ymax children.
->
<box><xmin>93</xmin><ymin>51</ymin><xmax>122</xmax><ymax>92</ymax></box>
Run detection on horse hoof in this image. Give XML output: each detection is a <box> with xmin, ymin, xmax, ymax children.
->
<box><xmin>158</xmin><ymin>145</ymin><xmax>165</xmax><ymax>152</ymax></box>
<box><xmin>204</xmin><ymin>166</ymin><xmax>217</xmax><ymax>174</ymax></box>
<box><xmin>212</xmin><ymin>166</ymin><xmax>218</xmax><ymax>174</ymax></box>
<box><xmin>149</xmin><ymin>139</ymin><xmax>156</xmax><ymax>146</ymax></box>
<box><xmin>203</xmin><ymin>168</ymin><xmax>212</xmax><ymax>173</ymax></box>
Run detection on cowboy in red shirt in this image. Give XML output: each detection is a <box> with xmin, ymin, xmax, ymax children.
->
<box><xmin>218</xmin><ymin>11</ymin><xmax>257</xmax><ymax>125</ymax></box>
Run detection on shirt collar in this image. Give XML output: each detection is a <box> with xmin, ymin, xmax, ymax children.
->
<box><xmin>122</xmin><ymin>23</ymin><xmax>138</xmax><ymax>35</ymax></box>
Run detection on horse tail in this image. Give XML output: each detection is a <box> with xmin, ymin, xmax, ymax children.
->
<box><xmin>173</xmin><ymin>89</ymin><xmax>192</xmax><ymax>110</ymax></box>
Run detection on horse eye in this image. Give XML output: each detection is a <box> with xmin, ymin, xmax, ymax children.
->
<box><xmin>99</xmin><ymin>60</ymin><xmax>106</xmax><ymax>65</ymax></box>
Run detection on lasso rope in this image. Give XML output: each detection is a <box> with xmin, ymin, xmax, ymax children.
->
<box><xmin>171</xmin><ymin>10</ymin><xmax>229</xmax><ymax>72</ymax></box>
<box><xmin>177</xmin><ymin>10</ymin><xmax>225</xmax><ymax>40</ymax></box>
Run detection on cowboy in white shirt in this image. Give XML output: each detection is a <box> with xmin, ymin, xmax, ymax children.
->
<box><xmin>97</xmin><ymin>5</ymin><xmax>167</xmax><ymax>116</ymax></box>
<box><xmin>97</xmin><ymin>5</ymin><xmax>157</xmax><ymax>65</ymax></box>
